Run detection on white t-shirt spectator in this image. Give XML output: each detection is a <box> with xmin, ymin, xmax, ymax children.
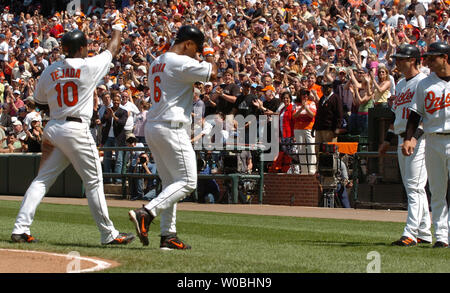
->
<box><xmin>409</xmin><ymin>15</ymin><xmax>426</xmax><ymax>30</ymax></box>
<box><xmin>23</xmin><ymin>111</ymin><xmax>41</xmax><ymax>130</ymax></box>
<box><xmin>121</xmin><ymin>101</ymin><xmax>140</xmax><ymax>132</ymax></box>
<box><xmin>0</xmin><ymin>40</ymin><xmax>9</xmax><ymax>61</ymax></box>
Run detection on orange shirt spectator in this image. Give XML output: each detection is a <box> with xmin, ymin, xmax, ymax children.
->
<box><xmin>306</xmin><ymin>73</ymin><xmax>323</xmax><ymax>100</ymax></box>
<box><xmin>293</xmin><ymin>89</ymin><xmax>317</xmax><ymax>174</ymax></box>
<box><xmin>294</xmin><ymin>99</ymin><xmax>316</xmax><ymax>130</ymax></box>
<box><xmin>308</xmin><ymin>83</ymin><xmax>323</xmax><ymax>100</ymax></box>
<box><xmin>49</xmin><ymin>17</ymin><xmax>64</xmax><ymax>39</ymax></box>
<box><xmin>4</xmin><ymin>57</ymin><xmax>16</xmax><ymax>77</ymax></box>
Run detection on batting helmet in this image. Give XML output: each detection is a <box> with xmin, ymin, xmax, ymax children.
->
<box><xmin>61</xmin><ymin>29</ymin><xmax>88</xmax><ymax>57</ymax></box>
<box><xmin>174</xmin><ymin>25</ymin><xmax>204</xmax><ymax>53</ymax></box>
<box><xmin>392</xmin><ymin>44</ymin><xmax>421</xmax><ymax>61</ymax></box>
<box><xmin>422</xmin><ymin>41</ymin><xmax>450</xmax><ymax>58</ymax></box>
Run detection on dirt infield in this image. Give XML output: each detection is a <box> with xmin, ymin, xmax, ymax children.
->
<box><xmin>0</xmin><ymin>195</ymin><xmax>407</xmax><ymax>273</ymax></box>
<box><xmin>0</xmin><ymin>248</ymin><xmax>119</xmax><ymax>273</ymax></box>
<box><xmin>0</xmin><ymin>195</ymin><xmax>408</xmax><ymax>223</ymax></box>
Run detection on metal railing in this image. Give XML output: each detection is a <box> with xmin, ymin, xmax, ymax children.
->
<box><xmin>98</xmin><ymin>146</ymin><xmax>265</xmax><ymax>204</ymax></box>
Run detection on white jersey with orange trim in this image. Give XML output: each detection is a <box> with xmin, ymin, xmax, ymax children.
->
<box><xmin>146</xmin><ymin>52</ymin><xmax>211</xmax><ymax>124</ymax></box>
<box><xmin>392</xmin><ymin>72</ymin><xmax>427</xmax><ymax>135</ymax></box>
<box><xmin>391</xmin><ymin>72</ymin><xmax>432</xmax><ymax>243</ymax></box>
<box><xmin>34</xmin><ymin>50</ymin><xmax>112</xmax><ymax>123</ymax></box>
<box><xmin>409</xmin><ymin>71</ymin><xmax>450</xmax><ymax>245</ymax></box>
<box><xmin>409</xmin><ymin>72</ymin><xmax>450</xmax><ymax>134</ymax></box>
<box><xmin>11</xmin><ymin>50</ymin><xmax>124</xmax><ymax>245</ymax></box>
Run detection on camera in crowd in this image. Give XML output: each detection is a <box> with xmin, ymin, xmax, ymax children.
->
<box><xmin>318</xmin><ymin>143</ymin><xmax>339</xmax><ymax>188</ymax></box>
<box><xmin>139</xmin><ymin>154</ymin><xmax>148</xmax><ymax>165</ymax></box>
<box><xmin>135</xmin><ymin>152</ymin><xmax>152</xmax><ymax>174</ymax></box>
<box><xmin>196</xmin><ymin>151</ymin><xmax>221</xmax><ymax>174</ymax></box>
<box><xmin>196</xmin><ymin>150</ymin><xmax>252</xmax><ymax>175</ymax></box>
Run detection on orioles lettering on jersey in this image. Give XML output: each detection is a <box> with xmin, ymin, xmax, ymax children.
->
<box><xmin>394</xmin><ymin>88</ymin><xmax>415</xmax><ymax>109</ymax></box>
<box><xmin>50</xmin><ymin>68</ymin><xmax>81</xmax><ymax>81</ymax></box>
<box><xmin>424</xmin><ymin>91</ymin><xmax>450</xmax><ymax>114</ymax></box>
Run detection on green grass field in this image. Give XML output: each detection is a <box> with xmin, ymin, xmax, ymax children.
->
<box><xmin>0</xmin><ymin>200</ymin><xmax>448</xmax><ymax>273</ymax></box>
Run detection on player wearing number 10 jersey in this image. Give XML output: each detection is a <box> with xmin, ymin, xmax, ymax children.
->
<box><xmin>11</xmin><ymin>25</ymin><xmax>135</xmax><ymax>245</ymax></box>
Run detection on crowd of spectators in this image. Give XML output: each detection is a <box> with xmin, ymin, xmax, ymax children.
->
<box><xmin>0</xmin><ymin>0</ymin><xmax>449</xmax><ymax>183</ymax></box>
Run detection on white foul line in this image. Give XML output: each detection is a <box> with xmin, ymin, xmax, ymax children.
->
<box><xmin>0</xmin><ymin>248</ymin><xmax>114</xmax><ymax>273</ymax></box>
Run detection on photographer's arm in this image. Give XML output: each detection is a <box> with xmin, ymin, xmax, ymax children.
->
<box><xmin>142</xmin><ymin>163</ymin><xmax>151</xmax><ymax>175</ymax></box>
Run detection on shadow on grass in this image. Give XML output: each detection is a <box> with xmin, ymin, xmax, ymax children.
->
<box><xmin>304</xmin><ymin>239</ymin><xmax>392</xmax><ymax>248</ymax></box>
<box><xmin>0</xmin><ymin>238</ymin><xmax>149</xmax><ymax>250</ymax></box>
<box><xmin>46</xmin><ymin>241</ymin><xmax>150</xmax><ymax>250</ymax></box>
<box><xmin>307</xmin><ymin>240</ymin><xmax>439</xmax><ymax>249</ymax></box>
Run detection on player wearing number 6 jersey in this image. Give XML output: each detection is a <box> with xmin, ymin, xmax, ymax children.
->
<box><xmin>379</xmin><ymin>44</ymin><xmax>432</xmax><ymax>246</ymax></box>
<box><xmin>129</xmin><ymin>26</ymin><xmax>217</xmax><ymax>249</ymax></box>
<box><xmin>11</xmin><ymin>21</ymin><xmax>135</xmax><ymax>245</ymax></box>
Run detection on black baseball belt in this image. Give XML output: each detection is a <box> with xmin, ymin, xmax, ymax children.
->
<box><xmin>66</xmin><ymin>117</ymin><xmax>82</xmax><ymax>123</ymax></box>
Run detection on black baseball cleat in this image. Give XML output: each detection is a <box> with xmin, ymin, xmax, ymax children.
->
<box><xmin>432</xmin><ymin>241</ymin><xmax>448</xmax><ymax>248</ymax></box>
<box><xmin>417</xmin><ymin>238</ymin><xmax>432</xmax><ymax>244</ymax></box>
<box><xmin>105</xmin><ymin>232</ymin><xmax>135</xmax><ymax>245</ymax></box>
<box><xmin>128</xmin><ymin>206</ymin><xmax>154</xmax><ymax>246</ymax></box>
<box><xmin>11</xmin><ymin>233</ymin><xmax>38</xmax><ymax>243</ymax></box>
<box><xmin>160</xmin><ymin>233</ymin><xmax>191</xmax><ymax>250</ymax></box>
<box><xmin>391</xmin><ymin>236</ymin><xmax>416</xmax><ymax>247</ymax></box>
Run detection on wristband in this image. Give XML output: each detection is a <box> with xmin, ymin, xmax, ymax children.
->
<box><xmin>413</xmin><ymin>128</ymin><xmax>424</xmax><ymax>140</ymax></box>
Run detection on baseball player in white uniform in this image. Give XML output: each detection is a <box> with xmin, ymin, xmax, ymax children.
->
<box><xmin>402</xmin><ymin>41</ymin><xmax>450</xmax><ymax>248</ymax></box>
<box><xmin>379</xmin><ymin>44</ymin><xmax>431</xmax><ymax>246</ymax></box>
<box><xmin>128</xmin><ymin>25</ymin><xmax>218</xmax><ymax>249</ymax></box>
<box><xmin>11</xmin><ymin>20</ymin><xmax>135</xmax><ymax>245</ymax></box>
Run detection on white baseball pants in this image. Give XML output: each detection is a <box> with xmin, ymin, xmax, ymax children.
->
<box><xmin>12</xmin><ymin>120</ymin><xmax>120</xmax><ymax>244</ymax></box>
<box><xmin>294</xmin><ymin>129</ymin><xmax>317</xmax><ymax>175</ymax></box>
<box><xmin>143</xmin><ymin>122</ymin><xmax>197</xmax><ymax>236</ymax></box>
<box><xmin>397</xmin><ymin>136</ymin><xmax>432</xmax><ymax>242</ymax></box>
<box><xmin>423</xmin><ymin>133</ymin><xmax>450</xmax><ymax>244</ymax></box>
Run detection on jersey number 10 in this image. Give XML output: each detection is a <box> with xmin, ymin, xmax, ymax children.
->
<box><xmin>55</xmin><ymin>81</ymin><xmax>79</xmax><ymax>107</ymax></box>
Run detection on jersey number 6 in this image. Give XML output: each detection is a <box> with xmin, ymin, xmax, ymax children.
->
<box><xmin>153</xmin><ymin>76</ymin><xmax>161</xmax><ymax>103</ymax></box>
<box><xmin>55</xmin><ymin>81</ymin><xmax>79</xmax><ymax>107</ymax></box>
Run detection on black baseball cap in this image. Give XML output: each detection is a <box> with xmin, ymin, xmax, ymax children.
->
<box><xmin>422</xmin><ymin>41</ymin><xmax>450</xmax><ymax>57</ymax></box>
<box><xmin>174</xmin><ymin>25</ymin><xmax>205</xmax><ymax>53</ymax></box>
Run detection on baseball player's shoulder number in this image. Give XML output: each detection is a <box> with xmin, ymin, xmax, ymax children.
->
<box><xmin>151</xmin><ymin>63</ymin><xmax>165</xmax><ymax>103</ymax></box>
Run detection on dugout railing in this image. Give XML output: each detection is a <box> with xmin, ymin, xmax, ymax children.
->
<box><xmin>102</xmin><ymin>143</ymin><xmax>404</xmax><ymax>209</ymax></box>
<box><xmin>98</xmin><ymin>145</ymin><xmax>265</xmax><ymax>204</ymax></box>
